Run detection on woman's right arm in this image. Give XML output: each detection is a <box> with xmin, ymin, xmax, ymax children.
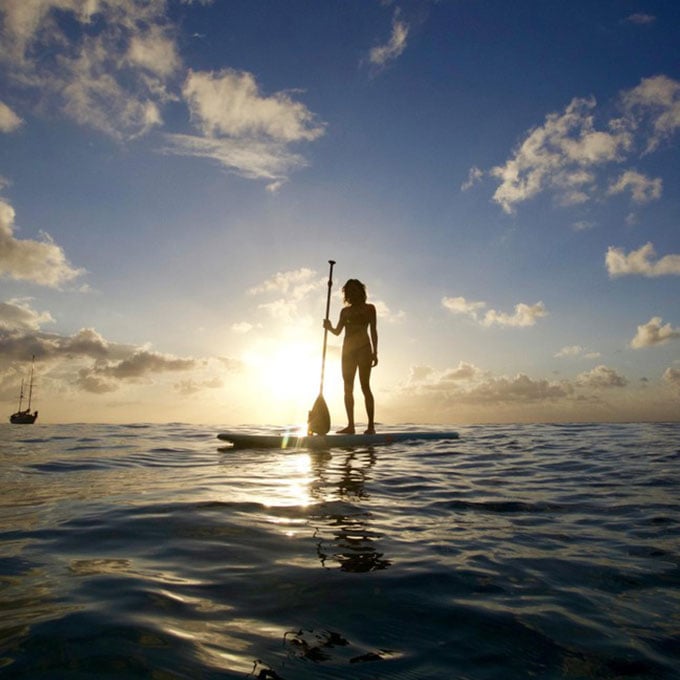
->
<box><xmin>323</xmin><ymin>309</ymin><xmax>345</xmax><ymax>336</ymax></box>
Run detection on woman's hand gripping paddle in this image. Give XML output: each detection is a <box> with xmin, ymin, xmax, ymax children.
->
<box><xmin>308</xmin><ymin>260</ymin><xmax>335</xmax><ymax>435</ymax></box>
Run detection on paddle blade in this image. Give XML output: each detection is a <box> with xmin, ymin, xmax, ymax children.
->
<box><xmin>308</xmin><ymin>395</ymin><xmax>331</xmax><ymax>435</ymax></box>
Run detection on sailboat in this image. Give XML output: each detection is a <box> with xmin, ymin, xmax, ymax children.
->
<box><xmin>10</xmin><ymin>356</ymin><xmax>38</xmax><ymax>424</ymax></box>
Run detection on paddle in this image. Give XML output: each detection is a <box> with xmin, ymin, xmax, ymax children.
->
<box><xmin>307</xmin><ymin>259</ymin><xmax>335</xmax><ymax>435</ymax></box>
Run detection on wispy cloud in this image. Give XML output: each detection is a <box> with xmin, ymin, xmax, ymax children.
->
<box><xmin>624</xmin><ymin>13</ymin><xmax>656</xmax><ymax>25</ymax></box>
<box><xmin>372</xmin><ymin>299</ymin><xmax>406</xmax><ymax>323</ymax></box>
<box><xmin>1</xmin><ymin>2</ymin><xmax>323</xmax><ymax>185</ymax></box>
<box><xmin>249</xmin><ymin>268</ymin><xmax>320</xmax><ymax>297</ymax></box>
<box><xmin>1</xmin><ymin>0</ymin><xmax>179</xmax><ymax>140</ymax></box>
<box><xmin>555</xmin><ymin>345</ymin><xmax>600</xmax><ymax>359</ymax></box>
<box><xmin>606</xmin><ymin>243</ymin><xmax>680</xmax><ymax>278</ymax></box>
<box><xmin>164</xmin><ymin>69</ymin><xmax>325</xmax><ymax>188</ymax></box>
<box><xmin>247</xmin><ymin>267</ymin><xmax>324</xmax><ymax>322</ymax></box>
<box><xmin>630</xmin><ymin>316</ymin><xmax>680</xmax><ymax>349</ymax></box>
<box><xmin>0</xmin><ymin>200</ymin><xmax>84</xmax><ymax>287</ymax></box>
<box><xmin>161</xmin><ymin>133</ymin><xmax>307</xmax><ymax>183</ymax></box>
<box><xmin>231</xmin><ymin>322</ymin><xmax>254</xmax><ymax>335</ymax></box>
<box><xmin>461</xmin><ymin>166</ymin><xmax>483</xmax><ymax>191</ymax></box>
<box><xmin>369</xmin><ymin>10</ymin><xmax>409</xmax><ymax>69</ymax></box>
<box><xmin>442</xmin><ymin>296</ymin><xmax>547</xmax><ymax>327</ymax></box>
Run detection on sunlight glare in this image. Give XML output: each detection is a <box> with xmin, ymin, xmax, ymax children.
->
<box><xmin>250</xmin><ymin>342</ymin><xmax>339</xmax><ymax>400</ymax></box>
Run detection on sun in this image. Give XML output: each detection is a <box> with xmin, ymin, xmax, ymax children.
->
<box><xmin>270</xmin><ymin>342</ymin><xmax>323</xmax><ymax>395</ymax></box>
<box><xmin>243</xmin><ymin>336</ymin><xmax>344</xmax><ymax>425</ymax></box>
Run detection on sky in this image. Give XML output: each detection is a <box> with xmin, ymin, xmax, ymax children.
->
<box><xmin>1</xmin><ymin>0</ymin><xmax>679</xmax><ymax>426</ymax></box>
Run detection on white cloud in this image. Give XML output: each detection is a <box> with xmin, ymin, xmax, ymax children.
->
<box><xmin>231</xmin><ymin>322</ymin><xmax>254</xmax><ymax>334</ymax></box>
<box><xmin>483</xmin><ymin>302</ymin><xmax>547</xmax><ymax>327</ymax></box>
<box><xmin>441</xmin><ymin>361</ymin><xmax>482</xmax><ymax>382</ymax></box>
<box><xmin>631</xmin><ymin>317</ymin><xmax>680</xmax><ymax>349</ymax></box>
<box><xmin>407</xmin><ymin>361</ymin><xmax>482</xmax><ymax>386</ymax></box>
<box><xmin>1</xmin><ymin>0</ymin><xmax>177</xmax><ymax>140</ymax></box>
<box><xmin>606</xmin><ymin>243</ymin><xmax>680</xmax><ymax>278</ymax></box>
<box><xmin>0</xmin><ymin>199</ymin><xmax>84</xmax><ymax>287</ymax></box>
<box><xmin>486</xmin><ymin>76</ymin><xmax>680</xmax><ymax>213</ymax></box>
<box><xmin>61</xmin><ymin>43</ymin><xmax>164</xmax><ymax>139</ymax></box>
<box><xmin>490</xmin><ymin>96</ymin><xmax>630</xmax><ymax>213</ymax></box>
<box><xmin>607</xmin><ymin>170</ymin><xmax>662</xmax><ymax>203</ymax></box>
<box><xmin>182</xmin><ymin>69</ymin><xmax>324</xmax><ymax>143</ymax></box>
<box><xmin>552</xmin><ymin>347</ymin><xmax>599</xmax><ymax>363</ymax></box>
<box><xmin>621</xmin><ymin>75</ymin><xmax>680</xmax><ymax>153</ymax></box>
<box><xmin>369</xmin><ymin>11</ymin><xmax>409</xmax><ymax>68</ymax></box>
<box><xmin>126</xmin><ymin>25</ymin><xmax>180</xmax><ymax>78</ymax></box>
<box><xmin>442</xmin><ymin>295</ymin><xmax>547</xmax><ymax>327</ymax></box>
<box><xmin>373</xmin><ymin>298</ymin><xmax>406</xmax><ymax>323</ymax></box>
<box><xmin>464</xmin><ymin>373</ymin><xmax>571</xmax><ymax>402</ymax></box>
<box><xmin>256</xmin><ymin>299</ymin><xmax>301</xmax><ymax>322</ymax></box>
<box><xmin>247</xmin><ymin>268</ymin><xmax>324</xmax><ymax>322</ymax></box>
<box><xmin>164</xmin><ymin>69</ymin><xmax>325</xmax><ymax>185</ymax></box>
<box><xmin>0</xmin><ymin>101</ymin><xmax>23</xmax><ymax>132</ymax></box>
<box><xmin>576</xmin><ymin>365</ymin><xmax>628</xmax><ymax>388</ymax></box>
<box><xmin>1</xmin><ymin>3</ymin><xmax>325</xmax><ymax>182</ymax></box>
<box><xmin>442</xmin><ymin>296</ymin><xmax>486</xmax><ymax>317</ymax></box>
<box><xmin>249</xmin><ymin>268</ymin><xmax>319</xmax><ymax>298</ymax></box>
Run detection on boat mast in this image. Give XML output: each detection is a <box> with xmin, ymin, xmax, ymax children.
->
<box><xmin>17</xmin><ymin>379</ymin><xmax>25</xmax><ymax>412</ymax></box>
<box><xmin>27</xmin><ymin>356</ymin><xmax>35</xmax><ymax>411</ymax></box>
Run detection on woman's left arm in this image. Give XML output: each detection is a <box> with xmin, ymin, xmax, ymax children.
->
<box><xmin>369</xmin><ymin>304</ymin><xmax>378</xmax><ymax>366</ymax></box>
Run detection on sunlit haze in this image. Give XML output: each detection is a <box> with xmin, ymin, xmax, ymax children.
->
<box><xmin>1</xmin><ymin>1</ymin><xmax>679</xmax><ymax>425</ymax></box>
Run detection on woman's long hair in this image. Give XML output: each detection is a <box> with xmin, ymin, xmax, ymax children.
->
<box><xmin>342</xmin><ymin>279</ymin><xmax>367</xmax><ymax>305</ymax></box>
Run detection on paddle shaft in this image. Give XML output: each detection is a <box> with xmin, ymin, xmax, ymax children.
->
<box><xmin>319</xmin><ymin>260</ymin><xmax>335</xmax><ymax>393</ymax></box>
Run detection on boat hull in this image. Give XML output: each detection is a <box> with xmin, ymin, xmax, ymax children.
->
<box><xmin>10</xmin><ymin>410</ymin><xmax>38</xmax><ymax>424</ymax></box>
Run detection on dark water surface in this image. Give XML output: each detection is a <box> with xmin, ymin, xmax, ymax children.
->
<box><xmin>1</xmin><ymin>423</ymin><xmax>678</xmax><ymax>679</ymax></box>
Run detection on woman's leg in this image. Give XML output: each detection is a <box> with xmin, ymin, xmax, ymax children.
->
<box><xmin>340</xmin><ymin>354</ymin><xmax>357</xmax><ymax>433</ymax></box>
<box><xmin>358</xmin><ymin>353</ymin><xmax>374</xmax><ymax>433</ymax></box>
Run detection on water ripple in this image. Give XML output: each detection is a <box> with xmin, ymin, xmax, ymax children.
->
<box><xmin>0</xmin><ymin>422</ymin><xmax>678</xmax><ymax>678</ymax></box>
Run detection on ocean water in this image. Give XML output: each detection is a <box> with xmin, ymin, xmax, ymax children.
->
<box><xmin>0</xmin><ymin>422</ymin><xmax>678</xmax><ymax>680</ymax></box>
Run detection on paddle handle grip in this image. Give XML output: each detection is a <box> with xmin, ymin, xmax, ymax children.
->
<box><xmin>324</xmin><ymin>260</ymin><xmax>335</xmax><ymax>320</ymax></box>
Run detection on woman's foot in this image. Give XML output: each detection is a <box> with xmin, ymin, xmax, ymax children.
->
<box><xmin>364</xmin><ymin>427</ymin><xmax>375</xmax><ymax>435</ymax></box>
<box><xmin>337</xmin><ymin>426</ymin><xmax>355</xmax><ymax>434</ymax></box>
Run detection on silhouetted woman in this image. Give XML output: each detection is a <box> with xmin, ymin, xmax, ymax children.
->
<box><xmin>324</xmin><ymin>279</ymin><xmax>378</xmax><ymax>434</ymax></box>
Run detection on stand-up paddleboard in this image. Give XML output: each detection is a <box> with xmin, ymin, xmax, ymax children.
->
<box><xmin>217</xmin><ymin>430</ymin><xmax>460</xmax><ymax>450</ymax></box>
